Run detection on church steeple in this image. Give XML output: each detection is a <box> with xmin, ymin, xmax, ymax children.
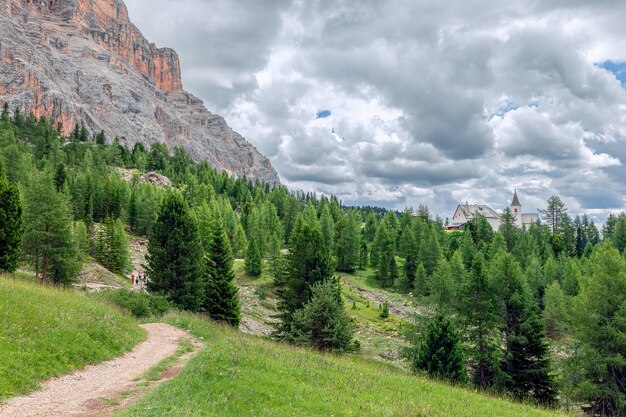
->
<box><xmin>511</xmin><ymin>189</ymin><xmax>521</xmax><ymax>207</ymax></box>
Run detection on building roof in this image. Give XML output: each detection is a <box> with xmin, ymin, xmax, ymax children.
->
<box><xmin>511</xmin><ymin>190</ymin><xmax>521</xmax><ymax>207</ymax></box>
<box><xmin>454</xmin><ymin>204</ymin><xmax>500</xmax><ymax>220</ymax></box>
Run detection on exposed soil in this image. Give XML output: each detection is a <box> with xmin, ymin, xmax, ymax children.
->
<box><xmin>344</xmin><ymin>282</ymin><xmax>420</xmax><ymax>320</ymax></box>
<box><xmin>0</xmin><ymin>323</ymin><xmax>202</xmax><ymax>417</ymax></box>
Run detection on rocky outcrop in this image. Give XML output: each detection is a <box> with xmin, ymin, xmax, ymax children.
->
<box><xmin>0</xmin><ymin>0</ymin><xmax>280</xmax><ymax>185</ymax></box>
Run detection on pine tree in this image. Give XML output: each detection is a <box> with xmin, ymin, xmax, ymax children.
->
<box><xmin>0</xmin><ymin>175</ymin><xmax>22</xmax><ymax>272</ymax></box>
<box><xmin>491</xmin><ymin>252</ymin><xmax>556</xmax><ymax>404</ymax></box>
<box><xmin>146</xmin><ymin>192</ymin><xmax>204</xmax><ymax>311</ymax></box>
<box><xmin>204</xmin><ymin>222</ymin><xmax>240</xmax><ymax>327</ymax></box>
<box><xmin>245</xmin><ymin>235</ymin><xmax>262</xmax><ymax>276</ymax></box>
<box><xmin>405</xmin><ymin>314</ymin><xmax>468</xmax><ymax>384</ymax></box>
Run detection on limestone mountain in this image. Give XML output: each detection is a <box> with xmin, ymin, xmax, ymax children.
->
<box><xmin>0</xmin><ymin>0</ymin><xmax>279</xmax><ymax>184</ymax></box>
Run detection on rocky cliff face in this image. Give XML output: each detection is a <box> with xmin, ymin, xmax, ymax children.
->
<box><xmin>0</xmin><ymin>0</ymin><xmax>280</xmax><ymax>184</ymax></box>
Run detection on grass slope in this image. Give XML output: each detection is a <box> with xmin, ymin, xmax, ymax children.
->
<box><xmin>118</xmin><ymin>312</ymin><xmax>567</xmax><ymax>417</ymax></box>
<box><xmin>0</xmin><ymin>275</ymin><xmax>146</xmax><ymax>401</ymax></box>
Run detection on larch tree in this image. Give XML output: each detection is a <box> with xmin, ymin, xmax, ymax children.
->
<box><xmin>21</xmin><ymin>171</ymin><xmax>79</xmax><ymax>285</ymax></box>
<box><xmin>540</xmin><ymin>195</ymin><xmax>567</xmax><ymax>235</ymax></box>
<box><xmin>334</xmin><ymin>211</ymin><xmax>360</xmax><ymax>272</ymax></box>
<box><xmin>567</xmin><ymin>245</ymin><xmax>626</xmax><ymax>416</ymax></box>
<box><xmin>245</xmin><ymin>235</ymin><xmax>262</xmax><ymax>276</ymax></box>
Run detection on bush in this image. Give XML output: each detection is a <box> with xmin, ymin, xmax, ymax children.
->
<box><xmin>96</xmin><ymin>289</ymin><xmax>173</xmax><ymax>318</ymax></box>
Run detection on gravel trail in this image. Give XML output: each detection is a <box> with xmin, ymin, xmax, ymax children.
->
<box><xmin>0</xmin><ymin>323</ymin><xmax>201</xmax><ymax>417</ymax></box>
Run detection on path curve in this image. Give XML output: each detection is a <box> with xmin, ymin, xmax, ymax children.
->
<box><xmin>0</xmin><ymin>323</ymin><xmax>201</xmax><ymax>417</ymax></box>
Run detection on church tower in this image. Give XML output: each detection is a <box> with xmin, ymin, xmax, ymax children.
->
<box><xmin>510</xmin><ymin>189</ymin><xmax>522</xmax><ymax>227</ymax></box>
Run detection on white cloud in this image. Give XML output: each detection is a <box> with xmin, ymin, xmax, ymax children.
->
<box><xmin>124</xmin><ymin>0</ymin><xmax>626</xmax><ymax>220</ymax></box>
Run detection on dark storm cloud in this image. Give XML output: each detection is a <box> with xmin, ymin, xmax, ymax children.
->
<box><xmin>124</xmin><ymin>0</ymin><xmax>626</xmax><ymax>220</ymax></box>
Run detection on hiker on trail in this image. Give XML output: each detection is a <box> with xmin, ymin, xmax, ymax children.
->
<box><xmin>131</xmin><ymin>274</ymin><xmax>135</xmax><ymax>287</ymax></box>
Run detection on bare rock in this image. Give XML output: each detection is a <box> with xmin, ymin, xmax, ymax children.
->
<box><xmin>0</xmin><ymin>0</ymin><xmax>280</xmax><ymax>185</ymax></box>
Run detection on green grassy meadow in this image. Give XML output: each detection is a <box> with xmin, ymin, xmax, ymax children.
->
<box><xmin>0</xmin><ymin>274</ymin><xmax>146</xmax><ymax>401</ymax></box>
<box><xmin>116</xmin><ymin>311</ymin><xmax>570</xmax><ymax>417</ymax></box>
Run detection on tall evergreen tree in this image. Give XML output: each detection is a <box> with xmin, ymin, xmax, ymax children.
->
<box><xmin>288</xmin><ymin>277</ymin><xmax>355</xmax><ymax>351</ymax></box>
<box><xmin>491</xmin><ymin>252</ymin><xmax>556</xmax><ymax>405</ymax></box>
<box><xmin>405</xmin><ymin>314</ymin><xmax>468</xmax><ymax>384</ymax></box>
<box><xmin>22</xmin><ymin>171</ymin><xmax>79</xmax><ymax>285</ymax></box>
<box><xmin>204</xmin><ymin>222</ymin><xmax>240</xmax><ymax>327</ymax></box>
<box><xmin>334</xmin><ymin>211</ymin><xmax>360</xmax><ymax>272</ymax></box>
<box><xmin>0</xmin><ymin>175</ymin><xmax>22</xmax><ymax>272</ymax></box>
<box><xmin>429</xmin><ymin>257</ymin><xmax>454</xmax><ymax>312</ymax></box>
<box><xmin>146</xmin><ymin>192</ymin><xmax>204</xmax><ymax>311</ymax></box>
<box><xmin>275</xmin><ymin>223</ymin><xmax>334</xmax><ymax>337</ymax></box>
<box><xmin>245</xmin><ymin>235</ymin><xmax>262</xmax><ymax>276</ymax></box>
<box><xmin>540</xmin><ymin>195</ymin><xmax>567</xmax><ymax>235</ymax></box>
<box><xmin>567</xmin><ymin>245</ymin><xmax>626</xmax><ymax>416</ymax></box>
<box><xmin>320</xmin><ymin>205</ymin><xmax>335</xmax><ymax>249</ymax></box>
<box><xmin>457</xmin><ymin>253</ymin><xmax>501</xmax><ymax>389</ymax></box>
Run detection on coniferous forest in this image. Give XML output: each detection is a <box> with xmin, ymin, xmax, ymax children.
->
<box><xmin>2</xmin><ymin>105</ymin><xmax>626</xmax><ymax>415</ymax></box>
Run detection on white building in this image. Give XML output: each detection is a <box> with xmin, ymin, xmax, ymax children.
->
<box><xmin>448</xmin><ymin>190</ymin><xmax>539</xmax><ymax>230</ymax></box>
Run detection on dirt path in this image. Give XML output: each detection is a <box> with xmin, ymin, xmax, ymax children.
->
<box><xmin>0</xmin><ymin>323</ymin><xmax>202</xmax><ymax>417</ymax></box>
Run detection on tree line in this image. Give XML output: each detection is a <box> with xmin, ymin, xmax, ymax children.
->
<box><xmin>1</xmin><ymin>105</ymin><xmax>625</xmax><ymax>415</ymax></box>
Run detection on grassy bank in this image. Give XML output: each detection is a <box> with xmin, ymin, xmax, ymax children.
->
<box><xmin>118</xmin><ymin>311</ymin><xmax>568</xmax><ymax>417</ymax></box>
<box><xmin>0</xmin><ymin>275</ymin><xmax>146</xmax><ymax>401</ymax></box>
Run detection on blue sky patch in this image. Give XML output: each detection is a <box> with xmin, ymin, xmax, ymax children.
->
<box><xmin>597</xmin><ymin>60</ymin><xmax>626</xmax><ymax>87</ymax></box>
<box><xmin>315</xmin><ymin>110</ymin><xmax>332</xmax><ymax>119</ymax></box>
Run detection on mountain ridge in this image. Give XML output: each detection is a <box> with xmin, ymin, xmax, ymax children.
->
<box><xmin>0</xmin><ymin>0</ymin><xmax>280</xmax><ymax>184</ymax></box>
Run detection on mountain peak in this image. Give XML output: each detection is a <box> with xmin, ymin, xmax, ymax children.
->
<box><xmin>0</xmin><ymin>0</ymin><xmax>279</xmax><ymax>184</ymax></box>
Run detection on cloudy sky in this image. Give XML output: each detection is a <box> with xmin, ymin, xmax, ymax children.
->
<box><xmin>124</xmin><ymin>0</ymin><xmax>626</xmax><ymax>222</ymax></box>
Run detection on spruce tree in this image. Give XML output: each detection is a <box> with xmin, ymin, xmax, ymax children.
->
<box><xmin>0</xmin><ymin>175</ymin><xmax>22</xmax><ymax>272</ymax></box>
<box><xmin>289</xmin><ymin>277</ymin><xmax>355</xmax><ymax>351</ymax></box>
<box><xmin>275</xmin><ymin>222</ymin><xmax>334</xmax><ymax>337</ymax></box>
<box><xmin>204</xmin><ymin>222</ymin><xmax>240</xmax><ymax>327</ymax></box>
<box><xmin>457</xmin><ymin>253</ymin><xmax>501</xmax><ymax>389</ymax></box>
<box><xmin>405</xmin><ymin>314</ymin><xmax>468</xmax><ymax>384</ymax></box>
<box><xmin>245</xmin><ymin>235</ymin><xmax>262</xmax><ymax>276</ymax></box>
<box><xmin>491</xmin><ymin>252</ymin><xmax>556</xmax><ymax>405</ymax></box>
<box><xmin>146</xmin><ymin>192</ymin><xmax>204</xmax><ymax>311</ymax></box>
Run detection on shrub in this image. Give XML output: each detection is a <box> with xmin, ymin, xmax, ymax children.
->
<box><xmin>96</xmin><ymin>289</ymin><xmax>173</xmax><ymax>318</ymax></box>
